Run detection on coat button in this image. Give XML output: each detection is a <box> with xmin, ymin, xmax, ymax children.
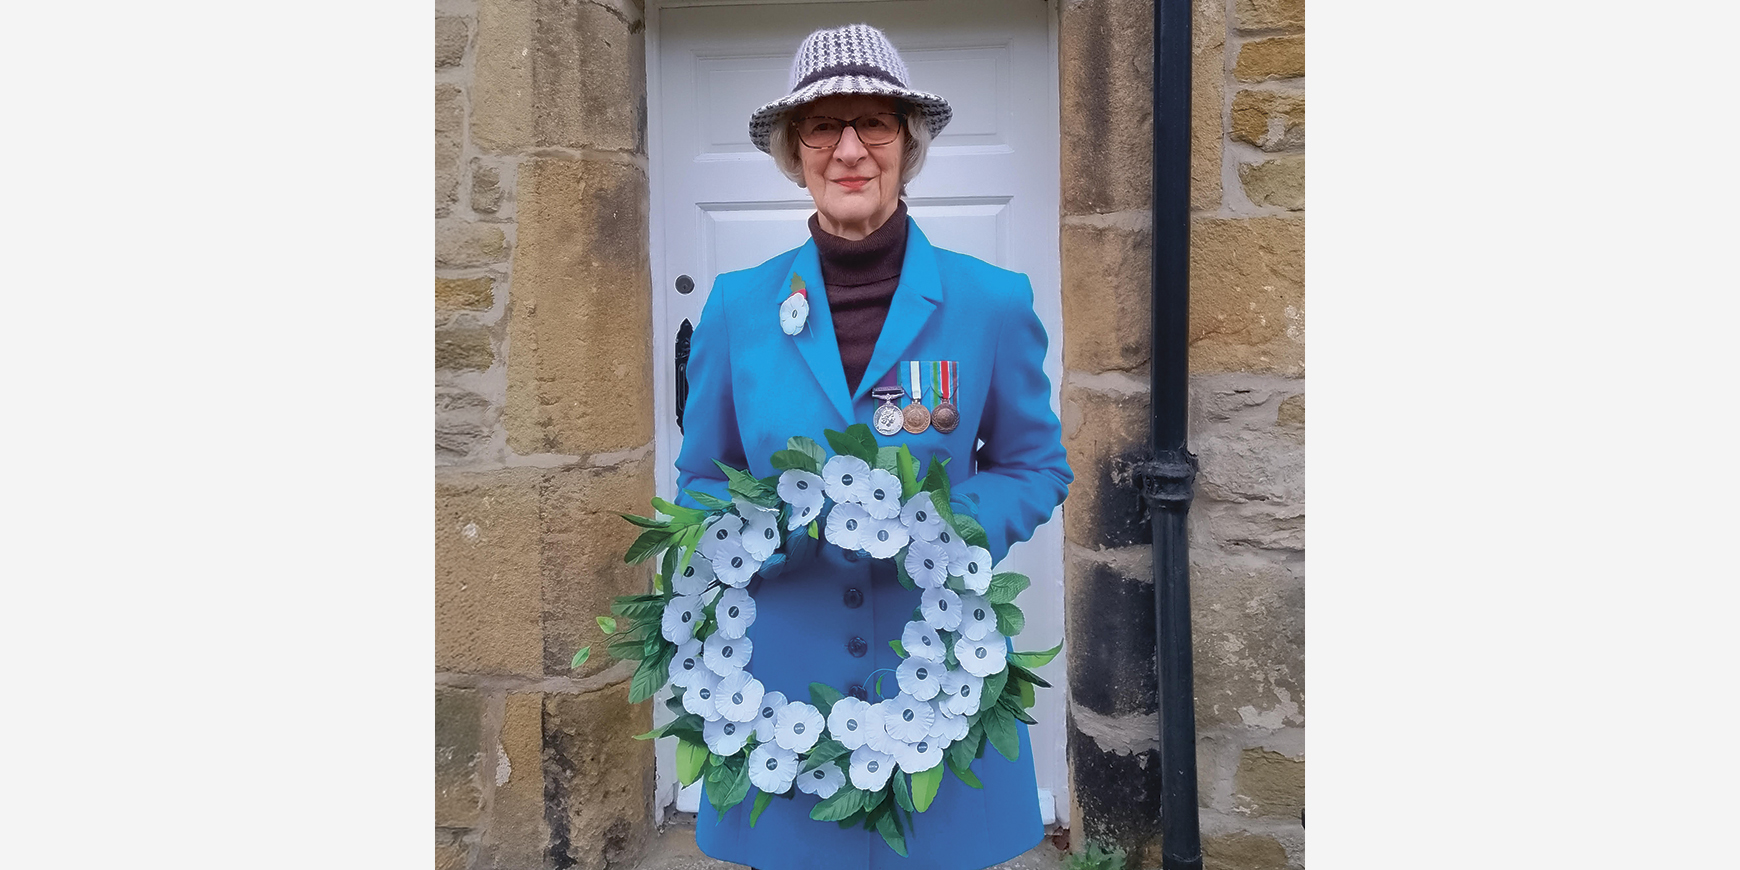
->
<box><xmin>843</xmin><ymin>587</ymin><xmax>864</xmax><ymax>609</ymax></box>
<box><xmin>846</xmin><ymin>683</ymin><xmax>868</xmax><ymax>701</ymax></box>
<box><xmin>844</xmin><ymin>550</ymin><xmax>860</xmax><ymax>563</ymax></box>
<box><xmin>847</xmin><ymin>636</ymin><xmax>868</xmax><ymax>657</ymax></box>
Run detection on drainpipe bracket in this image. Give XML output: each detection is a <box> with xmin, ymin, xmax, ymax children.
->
<box><xmin>1129</xmin><ymin>450</ymin><xmax>1199</xmax><ymax>513</ymax></box>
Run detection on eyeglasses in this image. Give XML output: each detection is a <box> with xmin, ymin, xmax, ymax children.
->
<box><xmin>792</xmin><ymin>113</ymin><xmax>905</xmax><ymax>149</ymax></box>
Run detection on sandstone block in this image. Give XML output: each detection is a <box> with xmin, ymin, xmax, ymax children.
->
<box><xmin>1193</xmin><ymin>44</ymin><xmax>1225</xmax><ymax>212</ymax></box>
<box><xmin>479</xmin><ymin>692</ymin><xmax>548</xmax><ymax>870</ymax></box>
<box><xmin>505</xmin><ymin>157</ymin><xmax>652</xmax><ymax>456</ymax></box>
<box><xmin>436</xmin><ymin>16</ymin><xmax>469</xmax><ymax>69</ymax></box>
<box><xmin>1195</xmin><ymin>425</ymin><xmax>1304</xmax><ymax>508</ymax></box>
<box><xmin>543</xmin><ymin>688</ymin><xmax>655</xmax><ymax>870</ymax></box>
<box><xmin>1234</xmin><ymin>0</ymin><xmax>1304</xmax><ymax>31</ymax></box>
<box><xmin>1066</xmin><ymin>555</ymin><xmax>1156</xmax><ymax>716</ymax></box>
<box><xmin>1239</xmin><ymin>157</ymin><xmax>1304</xmax><ymax>210</ymax></box>
<box><xmin>436</xmin><ymin>326</ymin><xmax>497</xmax><ymax>373</ymax></box>
<box><xmin>437</xmin><ymin>220</ymin><xmax>509</xmax><ymax>268</ymax></box>
<box><xmin>472</xmin><ymin>0</ymin><xmax>646</xmax><ymax>153</ymax></box>
<box><xmin>1067</xmin><ymin>713</ymin><xmax>1161</xmax><ymax>862</ymax></box>
<box><xmin>1230</xmin><ymin>89</ymin><xmax>1305</xmax><ymax>152</ymax></box>
<box><xmin>436</xmin><ymin>687</ymin><xmax>486</xmax><ymax>827</ymax></box>
<box><xmin>436</xmin><ymin>85</ymin><xmax>464</xmax><ymax>215</ymax></box>
<box><xmin>436</xmin><ymin>386</ymin><xmax>497</xmax><ymax>464</ymax></box>
<box><xmin>1060</xmin><ymin>382</ymin><xmax>1150</xmax><ymax>549</ymax></box>
<box><xmin>436</xmin><ymin>829</ymin><xmax>475</xmax><ymax>870</ymax></box>
<box><xmin>1191</xmin><ymin>558</ymin><xmax>1303</xmax><ymax>729</ymax></box>
<box><xmin>437</xmin><ymin>276</ymin><xmax>495</xmax><ymax>314</ymax></box>
<box><xmin>436</xmin><ymin>470</ymin><xmax>544</xmax><ymax>675</ymax></box>
<box><xmin>471</xmin><ymin>158</ymin><xmax>504</xmax><ymax>215</ymax></box>
<box><xmin>1204</xmin><ymin>831</ymin><xmax>1290</xmax><ymax>870</ymax></box>
<box><xmin>1233</xmin><ymin>748</ymin><xmax>1304</xmax><ymax>817</ymax></box>
<box><xmin>1189</xmin><ymin>217</ymin><xmax>1304</xmax><ymax>375</ymax></box>
<box><xmin>540</xmin><ymin>456</ymin><xmax>656</xmax><ymax>677</ymax></box>
<box><xmin>1236</xmin><ymin>36</ymin><xmax>1305</xmax><ymax>82</ymax></box>
<box><xmin>1276</xmin><ymin>393</ymin><xmax>1304</xmax><ymax>429</ymax></box>
<box><xmin>1061</xmin><ymin>222</ymin><xmax>1151</xmax><ymax>373</ymax></box>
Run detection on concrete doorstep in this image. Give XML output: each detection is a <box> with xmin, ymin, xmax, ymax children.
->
<box><xmin>633</xmin><ymin>814</ymin><xmax>1070</xmax><ymax>870</ymax></box>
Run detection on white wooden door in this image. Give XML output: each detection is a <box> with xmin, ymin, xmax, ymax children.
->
<box><xmin>649</xmin><ymin>0</ymin><xmax>1068</xmax><ymax>827</ymax></box>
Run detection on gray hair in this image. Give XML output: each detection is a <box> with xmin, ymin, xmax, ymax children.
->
<box><xmin>768</xmin><ymin>101</ymin><xmax>933</xmax><ymax>191</ymax></box>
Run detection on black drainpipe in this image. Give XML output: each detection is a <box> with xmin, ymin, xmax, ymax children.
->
<box><xmin>1138</xmin><ymin>0</ymin><xmax>1202</xmax><ymax>868</ymax></box>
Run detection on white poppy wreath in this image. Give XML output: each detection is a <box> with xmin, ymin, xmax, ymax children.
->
<box><xmin>573</xmin><ymin>424</ymin><xmax>1061</xmax><ymax>856</ymax></box>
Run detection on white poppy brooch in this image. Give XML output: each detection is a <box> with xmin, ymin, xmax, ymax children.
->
<box><xmin>779</xmin><ymin>273</ymin><xmax>810</xmax><ymax>336</ymax></box>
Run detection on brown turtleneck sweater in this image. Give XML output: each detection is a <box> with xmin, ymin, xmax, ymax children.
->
<box><xmin>810</xmin><ymin>201</ymin><xmax>909</xmax><ymax>395</ymax></box>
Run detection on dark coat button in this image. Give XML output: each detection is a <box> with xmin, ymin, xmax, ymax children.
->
<box><xmin>846</xmin><ymin>683</ymin><xmax>868</xmax><ymax>700</ymax></box>
<box><xmin>847</xmin><ymin>636</ymin><xmax>868</xmax><ymax>657</ymax></box>
<box><xmin>844</xmin><ymin>550</ymin><xmax>860</xmax><ymax>563</ymax></box>
<box><xmin>843</xmin><ymin>587</ymin><xmax>864</xmax><ymax>608</ymax></box>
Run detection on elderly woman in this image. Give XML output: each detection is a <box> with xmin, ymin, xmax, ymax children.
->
<box><xmin>674</xmin><ymin>24</ymin><xmax>1072</xmax><ymax>870</ymax></box>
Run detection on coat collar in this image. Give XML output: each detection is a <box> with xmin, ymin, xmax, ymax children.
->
<box><xmin>785</xmin><ymin>216</ymin><xmax>945</xmax><ymax>425</ymax></box>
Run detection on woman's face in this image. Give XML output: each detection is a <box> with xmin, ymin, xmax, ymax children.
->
<box><xmin>794</xmin><ymin>94</ymin><xmax>906</xmax><ymax>240</ymax></box>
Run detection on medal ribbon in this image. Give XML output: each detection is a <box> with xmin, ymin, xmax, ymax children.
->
<box><xmin>872</xmin><ymin>370</ymin><xmax>903</xmax><ymax>401</ymax></box>
<box><xmin>907</xmin><ymin>361</ymin><xmax>924</xmax><ymax>407</ymax></box>
<box><xmin>939</xmin><ymin>361</ymin><xmax>953</xmax><ymax>402</ymax></box>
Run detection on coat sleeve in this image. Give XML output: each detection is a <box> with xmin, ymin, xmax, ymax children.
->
<box><xmin>672</xmin><ymin>274</ymin><xmax>745</xmax><ymax>512</ymax></box>
<box><xmin>951</xmin><ymin>274</ymin><xmax>1074</xmax><ymax>563</ymax></box>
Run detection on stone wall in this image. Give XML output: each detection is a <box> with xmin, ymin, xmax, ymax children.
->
<box><xmin>1057</xmin><ymin>0</ymin><xmax>1304</xmax><ymax>868</ymax></box>
<box><xmin>435</xmin><ymin>2</ymin><xmax>658</xmax><ymax>869</ymax></box>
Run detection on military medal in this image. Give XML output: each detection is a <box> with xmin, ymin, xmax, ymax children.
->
<box><xmin>932</xmin><ymin>360</ymin><xmax>960</xmax><ymax>434</ymax></box>
<box><xmin>871</xmin><ymin>372</ymin><xmax>905</xmax><ymax>436</ymax></box>
<box><xmin>902</xmin><ymin>360</ymin><xmax>931</xmax><ymax>434</ymax></box>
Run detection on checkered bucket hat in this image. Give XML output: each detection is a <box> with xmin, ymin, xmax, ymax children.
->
<box><xmin>749</xmin><ymin>24</ymin><xmax>952</xmax><ymax>154</ymax></box>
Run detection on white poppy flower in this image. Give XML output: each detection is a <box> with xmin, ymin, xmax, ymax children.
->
<box><xmin>953</xmin><ymin>545</ymin><xmax>994</xmax><ymax>594</ymax></box>
<box><xmin>710</xmin><ymin>538</ymin><xmax>760</xmax><ymax>588</ymax></box>
<box><xmin>930</xmin><ymin>706</ymin><xmax>972</xmax><ymax>743</ymax></box>
<box><xmin>861</xmin><ymin>469</ymin><xmax>903</xmax><ymax>519</ymax></box>
<box><xmin>896</xmin><ymin>656</ymin><xmax>943</xmax><ymax>701</ymax></box>
<box><xmin>865</xmin><ymin>702</ymin><xmax>904</xmax><ymax>755</ymax></box>
<box><xmin>779</xmin><ymin>291</ymin><xmax>810</xmax><ymax>336</ymax></box>
<box><xmin>704</xmin><ymin>716</ymin><xmax>752</xmax><ymax>756</ymax></box>
<box><xmin>849</xmin><ymin>746</ymin><xmax>895</xmax><ymax>791</ymax></box>
<box><xmin>901</xmin><ymin>491</ymin><xmax>947</xmax><ymax>542</ymax></box>
<box><xmin>715</xmin><ymin>587</ymin><xmax>756</xmax><ymax>638</ymax></box>
<box><xmin>683</xmin><ymin>670</ymin><xmax>724</xmax><ymax>720</ymax></box>
<box><xmin>752</xmin><ymin>691</ymin><xmax>787</xmax><ymax>742</ymax></box>
<box><xmin>934</xmin><ymin>526</ymin><xmax>970</xmax><ymax>565</ymax></box>
<box><xmin>704</xmin><ymin>632</ymin><xmax>752</xmax><ymax>676</ymax></box>
<box><xmin>920</xmin><ymin>587</ymin><xmax>963</xmax><ymax>632</ymax></box>
<box><xmin>902</xmin><ymin>620</ymin><xmax>946</xmax><ymax>663</ymax></box>
<box><xmin>698</xmin><ymin>513</ymin><xmax>746</xmax><ymax>563</ymax></box>
<box><xmin>826</xmin><ymin>696</ymin><xmax>877</xmax><ymax>750</ymax></box>
<box><xmin>822</xmin><ymin>455</ymin><xmax>872</xmax><ymax>504</ymax></box>
<box><xmin>861</xmin><ymin>515</ymin><xmax>909</xmax><ymax>559</ymax></box>
<box><xmin>661</xmin><ymin>594</ymin><xmax>705</xmax><ymax>644</ymax></box>
<box><xmin>938</xmin><ymin>669</ymin><xmax>984</xmax><ymax>717</ymax></box>
<box><xmin>778</xmin><ymin>470</ymin><xmax>825</xmax><ymax>530</ymax></box>
<box><xmin>773</xmin><ymin>701</ymin><xmax>826</xmax><ymax>754</ymax></box>
<box><xmin>794</xmin><ymin>762</ymin><xmax>845</xmax><ymax>799</ymax></box>
<box><xmin>671</xmin><ymin>552</ymin><xmax>714</xmax><ymax>596</ymax></box>
<box><xmin>824</xmin><ymin>502</ymin><xmax>870</xmax><ymax>551</ymax></box>
<box><xmin>895</xmin><ymin>736</ymin><xmax>944</xmax><ymax>773</ymax></box>
<box><xmin>714</xmin><ymin>671</ymin><xmax>765</xmax><ymax>723</ymax></box>
<box><xmin>957</xmin><ymin>592</ymin><xmax>997</xmax><ymax>641</ymax></box>
<box><xmin>749</xmin><ymin>741</ymin><xmax>801</xmax><ymax>794</ymax></box>
<box><xmin>954</xmin><ymin>631</ymin><xmax>1008</xmax><ymax>678</ymax></box>
<box><xmin>881</xmin><ymin>693</ymin><xmax>936</xmax><ymax>743</ymax></box>
<box><xmin>904</xmin><ymin>539</ymin><xmax>949</xmax><ymax>589</ymax></box>
<box><xmin>734</xmin><ymin>499</ymin><xmax>782</xmax><ymax>561</ymax></box>
<box><xmin>667</xmin><ymin>638</ymin><xmax>707</xmax><ymax>688</ymax></box>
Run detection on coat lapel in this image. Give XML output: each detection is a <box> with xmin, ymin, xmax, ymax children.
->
<box><xmin>786</xmin><ymin>239</ymin><xmax>855</xmax><ymax>425</ymax></box>
<box><xmin>852</xmin><ymin>218</ymin><xmax>945</xmax><ymax>406</ymax></box>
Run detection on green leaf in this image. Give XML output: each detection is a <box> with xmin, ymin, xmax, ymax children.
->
<box><xmin>920</xmin><ymin>457</ymin><xmax>952</xmax><ymax>506</ymax></box>
<box><xmin>808</xmin><ymin>520</ymin><xmax>819</xmax><ymax>539</ymax></box>
<box><xmin>770</xmin><ymin>448</ymin><xmax>821</xmax><ymax>474</ymax></box>
<box><xmin>787</xmin><ymin>435</ymin><xmax>828</xmax><ymax>470</ymax></box>
<box><xmin>1008</xmin><ymin>662</ymin><xmax>1051</xmax><ymax>689</ymax></box>
<box><xmin>810</xmin><ymin>786</ymin><xmax>865</xmax><ymax>821</ymax></box>
<box><xmin>570</xmin><ymin>646</ymin><xmax>590</xmax><ymax>669</ymax></box>
<box><xmin>631</xmin><ymin>723</ymin><xmax>666</xmax><ymax>740</ymax></box>
<box><xmin>652</xmin><ymin>496</ymin><xmax>707</xmax><ymax>525</ymax></box>
<box><xmin>888</xmin><ymin>639</ymin><xmax>907</xmax><ymax>657</ymax></box>
<box><xmin>750</xmin><ymin>790</ymin><xmax>775</xmax><ymax>827</ymax></box>
<box><xmin>986</xmin><ymin>572</ymin><xmax>1030</xmax><ymax>605</ymax></box>
<box><xmin>894</xmin><ymin>548</ymin><xmax>917</xmax><ymax>590</ymax></box>
<box><xmin>1009</xmin><ymin>641</ymin><xmax>1063</xmax><ymax>669</ymax></box>
<box><xmin>609</xmin><ymin>597</ymin><xmax>666</xmax><ymax>620</ymax></box>
<box><xmin>628</xmin><ymin>648</ymin><xmax>671</xmax><ymax>703</ymax></box>
<box><xmin>910</xmin><ymin>765</ymin><xmax>943</xmax><ymax>812</ymax></box>
<box><xmin>863</xmin><ymin>786</ymin><xmax>887</xmax><ymax>813</ymax></box>
<box><xmin>980</xmin><ymin>668</ymin><xmax>1009</xmax><ymax>714</ymax></box>
<box><xmin>709</xmin><ymin>758</ymin><xmax>752</xmax><ymax>822</ymax></box>
<box><xmin>1005</xmin><ymin>699</ymin><xmax>1038</xmax><ymax>725</ymax></box>
<box><xmin>687</xmin><ymin>489</ymin><xmax>733</xmax><ymax>511</ymax></box>
<box><xmin>946</xmin><ymin>724</ymin><xmax>981</xmax><ymax>780</ymax></box>
<box><xmin>800</xmin><ymin>738</ymin><xmax>851</xmax><ymax>773</ymax></box>
<box><xmin>875</xmin><ymin>807</ymin><xmax>908</xmax><ymax>856</ymax></box>
<box><xmin>1017</xmin><ymin>675</ymin><xmax>1036</xmax><ymax>709</ymax></box>
<box><xmin>950</xmin><ymin>762</ymin><xmax>983</xmax><ymax>789</ymax></box>
<box><xmin>891</xmin><ymin>771</ymin><xmax>914</xmax><ymax>812</ymax></box>
<box><xmin>992</xmin><ymin>602</ymin><xmax>1026</xmax><ymax>637</ymax></box>
<box><xmin>676</xmin><ymin>739</ymin><xmax>708</xmax><ymax>787</ymax></box>
<box><xmin>809</xmin><ymin>682</ymin><xmax>844</xmax><ymax>717</ymax></box>
<box><xmin>596</xmin><ymin>616</ymin><xmax>618</xmax><ymax>635</ymax></box>
<box><xmin>674</xmin><ymin>524</ymin><xmax>702</xmax><ymax>578</ymax></box>
<box><xmin>606</xmin><ymin>636</ymin><xmax>646</xmax><ymax>661</ymax></box>
<box><xmin>843</xmin><ymin>423</ymin><xmax>880</xmax><ymax>458</ymax></box>
<box><xmin>836</xmin><ymin>811</ymin><xmax>866</xmax><ymax>829</ymax></box>
<box><xmin>951</xmin><ymin>513</ymin><xmax>990</xmax><ymax>550</ymax></box>
<box><xmin>619</xmin><ymin>512</ymin><xmax>671</xmax><ymax>529</ymax></box>
<box><xmin>625</xmin><ymin>526</ymin><xmax>677</xmax><ymax>564</ymax></box>
<box><xmin>895</xmin><ymin>446</ymin><xmax>920</xmax><ymax>499</ymax></box>
<box><xmin>874</xmin><ymin>445</ymin><xmax>901</xmax><ymax>474</ymax></box>
<box><xmin>983</xmin><ymin>707</ymin><xmax>1019</xmax><ymax>761</ymax></box>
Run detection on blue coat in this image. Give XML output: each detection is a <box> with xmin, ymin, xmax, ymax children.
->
<box><xmin>674</xmin><ymin>217</ymin><xmax>1073</xmax><ymax>870</ymax></box>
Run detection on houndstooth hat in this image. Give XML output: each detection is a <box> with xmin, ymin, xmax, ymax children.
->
<box><xmin>749</xmin><ymin>24</ymin><xmax>952</xmax><ymax>154</ymax></box>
